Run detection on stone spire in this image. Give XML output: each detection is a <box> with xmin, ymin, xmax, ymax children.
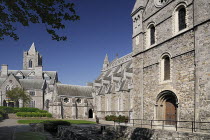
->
<box><xmin>28</xmin><ymin>42</ymin><xmax>36</xmax><ymax>55</ymax></box>
<box><xmin>103</xmin><ymin>54</ymin><xmax>109</xmax><ymax>70</ymax></box>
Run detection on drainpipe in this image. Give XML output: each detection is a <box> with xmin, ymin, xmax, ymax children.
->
<box><xmin>192</xmin><ymin>0</ymin><xmax>196</xmax><ymax>132</ymax></box>
<box><xmin>60</xmin><ymin>98</ymin><xmax>64</xmax><ymax>119</ymax></box>
<box><xmin>1</xmin><ymin>91</ymin><xmax>3</xmax><ymax>106</ymax></box>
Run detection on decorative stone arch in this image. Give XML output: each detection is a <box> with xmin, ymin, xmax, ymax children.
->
<box><xmin>172</xmin><ymin>2</ymin><xmax>188</xmax><ymax>34</ymax></box>
<box><xmin>15</xmin><ymin>71</ymin><xmax>24</xmax><ymax>79</ymax></box>
<box><xmin>27</xmin><ymin>71</ymin><xmax>35</xmax><ymax>79</ymax></box>
<box><xmin>154</xmin><ymin>0</ymin><xmax>169</xmax><ymax>8</ymax></box>
<box><xmin>155</xmin><ymin>90</ymin><xmax>178</xmax><ymax>125</ymax></box>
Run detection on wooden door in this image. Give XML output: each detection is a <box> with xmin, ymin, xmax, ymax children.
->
<box><xmin>165</xmin><ymin>101</ymin><xmax>176</xmax><ymax>125</ymax></box>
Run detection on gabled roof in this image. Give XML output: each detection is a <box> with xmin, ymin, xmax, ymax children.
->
<box><xmin>0</xmin><ymin>78</ymin><xmax>6</xmax><ymax>86</ymax></box>
<box><xmin>57</xmin><ymin>84</ymin><xmax>93</xmax><ymax>97</ymax></box>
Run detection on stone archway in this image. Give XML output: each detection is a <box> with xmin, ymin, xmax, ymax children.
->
<box><xmin>88</xmin><ymin>109</ymin><xmax>93</xmax><ymax>118</ymax></box>
<box><xmin>156</xmin><ymin>90</ymin><xmax>178</xmax><ymax>125</ymax></box>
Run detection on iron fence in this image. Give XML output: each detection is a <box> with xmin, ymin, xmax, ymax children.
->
<box><xmin>113</xmin><ymin>119</ymin><xmax>210</xmax><ymax>133</ymax></box>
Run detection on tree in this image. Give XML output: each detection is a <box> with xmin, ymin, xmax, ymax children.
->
<box><xmin>0</xmin><ymin>0</ymin><xmax>80</xmax><ymax>41</ymax></box>
<box><xmin>6</xmin><ymin>87</ymin><xmax>31</xmax><ymax>107</ymax></box>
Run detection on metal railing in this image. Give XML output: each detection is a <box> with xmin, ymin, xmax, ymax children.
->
<box><xmin>113</xmin><ymin>119</ymin><xmax>210</xmax><ymax>133</ymax></box>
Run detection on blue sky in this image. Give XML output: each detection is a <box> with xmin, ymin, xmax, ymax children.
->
<box><xmin>0</xmin><ymin>0</ymin><xmax>135</xmax><ymax>85</ymax></box>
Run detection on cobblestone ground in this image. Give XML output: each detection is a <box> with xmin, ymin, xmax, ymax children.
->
<box><xmin>0</xmin><ymin>119</ymin><xmax>30</xmax><ymax>140</ymax></box>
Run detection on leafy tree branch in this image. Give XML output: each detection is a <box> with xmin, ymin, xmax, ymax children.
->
<box><xmin>0</xmin><ymin>0</ymin><xmax>80</xmax><ymax>41</ymax></box>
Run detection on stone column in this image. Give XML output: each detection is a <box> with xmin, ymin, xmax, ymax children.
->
<box><xmin>19</xmin><ymin>99</ymin><xmax>23</xmax><ymax>108</ymax></box>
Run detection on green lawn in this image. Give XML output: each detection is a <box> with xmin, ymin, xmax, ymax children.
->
<box><xmin>15</xmin><ymin>132</ymin><xmax>46</xmax><ymax>140</ymax></box>
<box><xmin>17</xmin><ymin>119</ymin><xmax>96</xmax><ymax>124</ymax></box>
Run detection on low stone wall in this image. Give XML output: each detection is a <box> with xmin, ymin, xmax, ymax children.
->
<box><xmin>57</xmin><ymin>125</ymin><xmax>210</xmax><ymax>140</ymax></box>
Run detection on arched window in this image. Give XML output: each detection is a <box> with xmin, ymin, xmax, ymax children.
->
<box><xmin>150</xmin><ymin>25</ymin><xmax>156</xmax><ymax>45</ymax></box>
<box><xmin>29</xmin><ymin>60</ymin><xmax>33</xmax><ymax>68</ymax></box>
<box><xmin>147</xmin><ymin>23</ymin><xmax>156</xmax><ymax>48</ymax></box>
<box><xmin>161</xmin><ymin>54</ymin><xmax>171</xmax><ymax>81</ymax></box>
<box><xmin>118</xmin><ymin>97</ymin><xmax>121</xmax><ymax>111</ymax></box>
<box><xmin>173</xmin><ymin>4</ymin><xmax>187</xmax><ymax>34</ymax></box>
<box><xmin>178</xmin><ymin>7</ymin><xmax>186</xmax><ymax>31</ymax></box>
<box><xmin>163</xmin><ymin>55</ymin><xmax>170</xmax><ymax>80</ymax></box>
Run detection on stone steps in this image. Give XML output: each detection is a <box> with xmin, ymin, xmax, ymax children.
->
<box><xmin>8</xmin><ymin>114</ymin><xmax>18</xmax><ymax>119</ymax></box>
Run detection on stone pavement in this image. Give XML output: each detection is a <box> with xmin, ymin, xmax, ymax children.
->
<box><xmin>0</xmin><ymin>119</ymin><xmax>31</xmax><ymax>140</ymax></box>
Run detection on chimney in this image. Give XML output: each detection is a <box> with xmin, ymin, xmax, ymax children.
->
<box><xmin>35</xmin><ymin>66</ymin><xmax>43</xmax><ymax>79</ymax></box>
<box><xmin>1</xmin><ymin>64</ymin><xmax>8</xmax><ymax>77</ymax></box>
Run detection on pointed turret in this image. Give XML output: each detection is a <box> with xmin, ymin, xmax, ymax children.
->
<box><xmin>131</xmin><ymin>0</ymin><xmax>146</xmax><ymax>15</ymax></box>
<box><xmin>28</xmin><ymin>42</ymin><xmax>36</xmax><ymax>55</ymax></box>
<box><xmin>103</xmin><ymin>54</ymin><xmax>109</xmax><ymax>70</ymax></box>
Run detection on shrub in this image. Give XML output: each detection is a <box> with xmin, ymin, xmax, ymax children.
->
<box><xmin>105</xmin><ymin>115</ymin><xmax>129</xmax><ymax>123</ymax></box>
<box><xmin>42</xmin><ymin>121</ymin><xmax>71</xmax><ymax>135</ymax></box>
<box><xmin>18</xmin><ymin>107</ymin><xmax>40</xmax><ymax>112</ymax></box>
<box><xmin>36</xmin><ymin>110</ymin><xmax>48</xmax><ymax>113</ymax></box>
<box><xmin>0</xmin><ymin>107</ymin><xmax>49</xmax><ymax>113</ymax></box>
<box><xmin>0</xmin><ymin>106</ymin><xmax>19</xmax><ymax>113</ymax></box>
<box><xmin>16</xmin><ymin>112</ymin><xmax>52</xmax><ymax>118</ymax></box>
<box><xmin>105</xmin><ymin>115</ymin><xmax>117</xmax><ymax>121</ymax></box>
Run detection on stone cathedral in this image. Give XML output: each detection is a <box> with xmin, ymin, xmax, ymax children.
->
<box><xmin>1</xmin><ymin>0</ymin><xmax>210</xmax><ymax>125</ymax></box>
<box><xmin>0</xmin><ymin>43</ymin><xmax>93</xmax><ymax>119</ymax></box>
<box><xmin>93</xmin><ymin>0</ymin><xmax>210</xmax><ymax>126</ymax></box>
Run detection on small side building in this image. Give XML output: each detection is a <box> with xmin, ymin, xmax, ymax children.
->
<box><xmin>49</xmin><ymin>84</ymin><xmax>94</xmax><ymax>119</ymax></box>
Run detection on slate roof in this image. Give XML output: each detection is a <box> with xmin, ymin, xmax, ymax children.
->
<box><xmin>19</xmin><ymin>79</ymin><xmax>45</xmax><ymax>90</ymax></box>
<box><xmin>0</xmin><ymin>78</ymin><xmax>6</xmax><ymax>86</ymax></box>
<box><xmin>7</xmin><ymin>70</ymin><xmax>57</xmax><ymax>79</ymax></box>
<box><xmin>57</xmin><ymin>84</ymin><xmax>93</xmax><ymax>97</ymax></box>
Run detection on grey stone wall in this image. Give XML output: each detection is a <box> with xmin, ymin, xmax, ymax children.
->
<box><xmin>195</xmin><ymin>21</ymin><xmax>210</xmax><ymax>122</ymax></box>
<box><xmin>95</xmin><ymin>91</ymin><xmax>132</xmax><ymax>119</ymax></box>
<box><xmin>131</xmin><ymin>0</ymin><xmax>210</xmax><ymax>124</ymax></box>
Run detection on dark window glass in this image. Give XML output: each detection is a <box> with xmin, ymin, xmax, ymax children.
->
<box><xmin>150</xmin><ymin>26</ymin><xmax>155</xmax><ymax>45</ymax></box>
<box><xmin>178</xmin><ymin>8</ymin><xmax>186</xmax><ymax>31</ymax></box>
<box><xmin>29</xmin><ymin>60</ymin><xmax>32</xmax><ymax>68</ymax></box>
<box><xmin>164</xmin><ymin>56</ymin><xmax>170</xmax><ymax>80</ymax></box>
<box><xmin>30</xmin><ymin>91</ymin><xmax>35</xmax><ymax>96</ymax></box>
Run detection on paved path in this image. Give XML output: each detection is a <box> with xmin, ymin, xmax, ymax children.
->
<box><xmin>0</xmin><ymin>119</ymin><xmax>30</xmax><ymax>140</ymax></box>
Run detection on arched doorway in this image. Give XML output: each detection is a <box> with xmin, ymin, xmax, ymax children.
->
<box><xmin>156</xmin><ymin>90</ymin><xmax>178</xmax><ymax>125</ymax></box>
<box><xmin>8</xmin><ymin>102</ymin><xmax>14</xmax><ymax>107</ymax></box>
<box><xmin>88</xmin><ymin>109</ymin><xmax>93</xmax><ymax>118</ymax></box>
<box><xmin>3</xmin><ymin>100</ymin><xmax>7</xmax><ymax>107</ymax></box>
<box><xmin>15</xmin><ymin>101</ymin><xmax>19</xmax><ymax>108</ymax></box>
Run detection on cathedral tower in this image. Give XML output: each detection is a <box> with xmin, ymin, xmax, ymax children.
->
<box><xmin>23</xmin><ymin>43</ymin><xmax>42</xmax><ymax>70</ymax></box>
